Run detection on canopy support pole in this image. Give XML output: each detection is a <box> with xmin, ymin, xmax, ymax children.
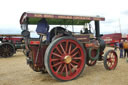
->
<box><xmin>95</xmin><ymin>21</ymin><xmax>100</xmax><ymax>39</ymax></box>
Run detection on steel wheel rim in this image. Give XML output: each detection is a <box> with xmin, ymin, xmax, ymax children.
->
<box><xmin>49</xmin><ymin>39</ymin><xmax>85</xmax><ymax>80</ymax></box>
<box><xmin>106</xmin><ymin>51</ymin><xmax>117</xmax><ymax>69</ymax></box>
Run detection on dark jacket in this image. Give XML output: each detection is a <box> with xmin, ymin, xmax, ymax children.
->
<box><xmin>119</xmin><ymin>42</ymin><xmax>123</xmax><ymax>49</ymax></box>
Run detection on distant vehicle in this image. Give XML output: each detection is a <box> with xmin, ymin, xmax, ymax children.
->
<box><xmin>20</xmin><ymin>12</ymin><xmax>118</xmax><ymax>81</ymax></box>
<box><xmin>102</xmin><ymin>33</ymin><xmax>122</xmax><ymax>46</ymax></box>
<box><xmin>0</xmin><ymin>34</ymin><xmax>24</xmax><ymax>57</ymax></box>
<box><xmin>122</xmin><ymin>34</ymin><xmax>128</xmax><ymax>41</ymax></box>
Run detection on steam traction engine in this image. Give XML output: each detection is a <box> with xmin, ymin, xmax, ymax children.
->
<box><xmin>0</xmin><ymin>34</ymin><xmax>24</xmax><ymax>57</ymax></box>
<box><xmin>20</xmin><ymin>12</ymin><xmax>118</xmax><ymax>81</ymax></box>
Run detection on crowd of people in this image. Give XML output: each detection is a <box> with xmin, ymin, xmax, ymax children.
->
<box><xmin>115</xmin><ymin>39</ymin><xmax>128</xmax><ymax>58</ymax></box>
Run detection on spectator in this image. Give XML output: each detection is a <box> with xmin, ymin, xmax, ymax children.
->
<box><xmin>123</xmin><ymin>40</ymin><xmax>128</xmax><ymax>58</ymax></box>
<box><xmin>114</xmin><ymin>42</ymin><xmax>119</xmax><ymax>51</ymax></box>
<box><xmin>119</xmin><ymin>40</ymin><xmax>124</xmax><ymax>58</ymax></box>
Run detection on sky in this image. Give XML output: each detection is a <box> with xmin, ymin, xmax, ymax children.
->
<box><xmin>0</xmin><ymin>0</ymin><xmax>128</xmax><ymax>35</ymax></box>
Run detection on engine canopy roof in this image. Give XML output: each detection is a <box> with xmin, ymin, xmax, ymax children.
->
<box><xmin>20</xmin><ymin>12</ymin><xmax>105</xmax><ymax>25</ymax></box>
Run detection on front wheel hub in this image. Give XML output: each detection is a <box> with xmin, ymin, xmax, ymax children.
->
<box><xmin>64</xmin><ymin>55</ymin><xmax>72</xmax><ymax>64</ymax></box>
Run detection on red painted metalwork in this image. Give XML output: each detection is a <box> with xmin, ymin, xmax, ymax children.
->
<box><xmin>30</xmin><ymin>45</ymin><xmax>48</xmax><ymax>70</ymax></box>
<box><xmin>0</xmin><ymin>34</ymin><xmax>23</xmax><ymax>44</ymax></box>
<box><xmin>91</xmin><ymin>49</ymin><xmax>97</xmax><ymax>58</ymax></box>
<box><xmin>48</xmin><ymin>39</ymin><xmax>85</xmax><ymax>80</ymax></box>
<box><xmin>85</xmin><ymin>43</ymin><xmax>94</xmax><ymax>47</ymax></box>
<box><xmin>30</xmin><ymin>41</ymin><xmax>40</xmax><ymax>45</ymax></box>
<box><xmin>102</xmin><ymin>33</ymin><xmax>122</xmax><ymax>46</ymax></box>
<box><xmin>4</xmin><ymin>37</ymin><xmax>23</xmax><ymax>43</ymax></box>
<box><xmin>74</xmin><ymin>34</ymin><xmax>90</xmax><ymax>43</ymax></box>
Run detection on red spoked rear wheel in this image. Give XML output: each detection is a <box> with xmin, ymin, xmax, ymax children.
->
<box><xmin>104</xmin><ymin>50</ymin><xmax>118</xmax><ymax>70</ymax></box>
<box><xmin>44</xmin><ymin>37</ymin><xmax>86</xmax><ymax>81</ymax></box>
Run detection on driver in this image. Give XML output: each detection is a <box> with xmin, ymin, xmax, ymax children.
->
<box><xmin>80</xmin><ymin>23</ymin><xmax>92</xmax><ymax>34</ymax></box>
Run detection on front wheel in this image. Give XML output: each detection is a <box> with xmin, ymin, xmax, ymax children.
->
<box><xmin>44</xmin><ymin>37</ymin><xmax>86</xmax><ymax>81</ymax></box>
<box><xmin>104</xmin><ymin>50</ymin><xmax>118</xmax><ymax>70</ymax></box>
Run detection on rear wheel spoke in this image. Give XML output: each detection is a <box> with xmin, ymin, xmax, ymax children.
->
<box><xmin>71</xmin><ymin>51</ymin><xmax>79</xmax><ymax>57</ymax></box>
<box><xmin>68</xmin><ymin>64</ymin><xmax>72</xmax><ymax>74</ymax></box>
<box><xmin>60</xmin><ymin>65</ymin><xmax>65</xmax><ymax>74</ymax></box>
<box><xmin>51</xmin><ymin>58</ymin><xmax>60</xmax><ymax>62</ymax></box>
<box><xmin>71</xmin><ymin>60</ymin><xmax>79</xmax><ymax>65</ymax></box>
<box><xmin>70</xmin><ymin>46</ymin><xmax>78</xmax><ymax>54</ymax></box>
<box><xmin>65</xmin><ymin>64</ymin><xmax>68</xmax><ymax>76</ymax></box>
<box><xmin>56</xmin><ymin>46</ymin><xmax>62</xmax><ymax>55</ymax></box>
<box><xmin>56</xmin><ymin>64</ymin><xmax>62</xmax><ymax>73</ymax></box>
<box><xmin>65</xmin><ymin>41</ymin><xmax>68</xmax><ymax>53</ymax></box>
<box><xmin>60</xmin><ymin>43</ymin><xmax>66</xmax><ymax>54</ymax></box>
<box><xmin>52</xmin><ymin>52</ymin><xmax>62</xmax><ymax>58</ymax></box>
<box><xmin>68</xmin><ymin>43</ymin><xmax>72</xmax><ymax>54</ymax></box>
<box><xmin>70</xmin><ymin>63</ymin><xmax>75</xmax><ymax>68</ymax></box>
<box><xmin>52</xmin><ymin>62</ymin><xmax>62</xmax><ymax>67</ymax></box>
<box><xmin>73</xmin><ymin>57</ymin><xmax>81</xmax><ymax>60</ymax></box>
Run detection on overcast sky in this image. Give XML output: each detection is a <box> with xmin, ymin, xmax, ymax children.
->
<box><xmin>0</xmin><ymin>0</ymin><xmax>128</xmax><ymax>34</ymax></box>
